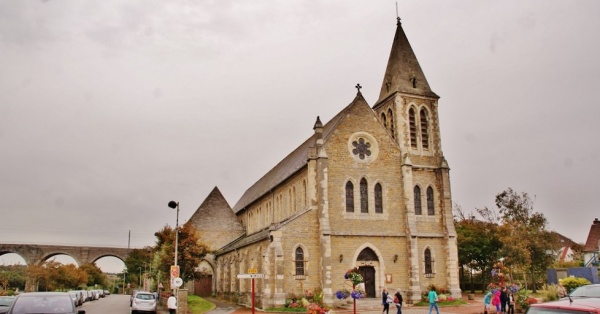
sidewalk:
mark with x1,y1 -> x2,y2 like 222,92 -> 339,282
220,293 -> 484,314
157,293 -> 485,314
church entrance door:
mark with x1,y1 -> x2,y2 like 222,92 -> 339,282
358,266 -> 376,298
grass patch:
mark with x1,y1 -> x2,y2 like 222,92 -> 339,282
265,307 -> 307,312
414,300 -> 468,307
187,295 -> 215,314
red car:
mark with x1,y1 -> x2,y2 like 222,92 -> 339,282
526,297 -> 600,314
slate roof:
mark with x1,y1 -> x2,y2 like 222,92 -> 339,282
232,93 -> 369,214
375,18 -> 438,106
583,218 -> 600,252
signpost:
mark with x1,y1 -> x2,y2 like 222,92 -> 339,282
170,265 -> 180,289
237,272 -> 264,314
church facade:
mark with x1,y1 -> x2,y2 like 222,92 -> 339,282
187,18 -> 461,308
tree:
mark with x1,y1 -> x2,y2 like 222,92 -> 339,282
0,265 -> 26,292
153,223 -> 209,285
124,247 -> 153,288
79,263 -> 107,288
454,205 -> 503,292
494,188 -> 559,292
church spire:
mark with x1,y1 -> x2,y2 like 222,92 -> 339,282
376,18 -> 438,105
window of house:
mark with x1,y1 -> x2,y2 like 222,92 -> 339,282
381,113 -> 387,129
360,178 -> 368,213
427,186 -> 434,215
424,248 -> 433,274
346,181 -> 354,212
388,109 -> 395,139
420,108 -> 429,149
375,183 -> 383,213
303,180 -> 307,207
295,247 -> 305,276
414,186 -> 422,215
292,186 -> 297,212
409,108 -> 417,148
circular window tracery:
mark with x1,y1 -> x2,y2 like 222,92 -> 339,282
348,132 -> 378,163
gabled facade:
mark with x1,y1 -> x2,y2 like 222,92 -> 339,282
187,18 -> 461,308
583,218 -> 600,266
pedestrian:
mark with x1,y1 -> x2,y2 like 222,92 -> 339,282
507,292 -> 515,314
483,291 -> 492,314
427,286 -> 439,314
394,289 -> 403,314
492,289 -> 501,312
167,293 -> 177,314
382,287 -> 390,314
500,287 -> 509,313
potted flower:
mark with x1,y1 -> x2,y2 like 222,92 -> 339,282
351,288 -> 365,299
335,289 -> 350,299
344,268 -> 364,286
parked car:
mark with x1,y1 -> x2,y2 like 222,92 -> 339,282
6,292 -> 86,314
67,291 -> 80,307
526,297 -> 600,314
0,296 -> 15,314
569,284 -> 600,299
130,291 -> 157,314
130,289 -> 140,306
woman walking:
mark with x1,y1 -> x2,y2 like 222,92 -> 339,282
394,289 -> 403,314
382,287 -> 390,314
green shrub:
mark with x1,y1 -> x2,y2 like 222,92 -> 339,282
542,284 -> 559,301
560,277 -> 591,294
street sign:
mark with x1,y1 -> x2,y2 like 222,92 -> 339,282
237,274 -> 265,279
248,268 -> 258,274
173,277 -> 183,288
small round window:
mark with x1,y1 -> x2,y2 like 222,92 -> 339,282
348,132 -> 379,163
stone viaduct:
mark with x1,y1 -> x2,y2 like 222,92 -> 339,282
0,243 -> 132,266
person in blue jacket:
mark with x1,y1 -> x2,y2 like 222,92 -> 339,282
427,286 -> 439,314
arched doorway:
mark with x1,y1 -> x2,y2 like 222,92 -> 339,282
356,248 -> 378,298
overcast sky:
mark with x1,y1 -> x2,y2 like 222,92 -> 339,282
1,1 -> 599,272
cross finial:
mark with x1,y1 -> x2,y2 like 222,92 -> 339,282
355,83 -> 362,93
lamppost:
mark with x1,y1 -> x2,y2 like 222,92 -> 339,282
168,201 -> 180,269
138,267 -> 142,288
122,270 -> 127,295
168,200 -> 180,312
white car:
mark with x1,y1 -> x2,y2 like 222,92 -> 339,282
131,291 -> 157,314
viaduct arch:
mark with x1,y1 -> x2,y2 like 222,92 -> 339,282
0,243 -> 132,267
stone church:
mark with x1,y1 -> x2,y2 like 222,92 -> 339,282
186,18 -> 461,308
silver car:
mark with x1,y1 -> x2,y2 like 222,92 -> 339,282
130,291 -> 157,314
7,292 -> 85,314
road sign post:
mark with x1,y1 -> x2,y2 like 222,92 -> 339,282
237,273 -> 264,314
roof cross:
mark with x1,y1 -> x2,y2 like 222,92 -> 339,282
355,83 -> 362,93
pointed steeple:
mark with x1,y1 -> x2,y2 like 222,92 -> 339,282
376,18 -> 438,105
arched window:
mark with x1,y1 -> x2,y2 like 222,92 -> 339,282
424,248 -> 433,275
303,180 -> 307,207
427,186 -> 434,215
381,113 -> 387,129
345,181 -> 354,213
420,108 -> 429,149
375,183 -> 383,213
360,178 -> 368,213
295,247 -> 305,275
292,186 -> 297,212
414,186 -> 422,215
388,109 -> 395,139
409,108 -> 417,148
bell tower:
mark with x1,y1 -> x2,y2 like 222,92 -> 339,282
372,17 -> 462,300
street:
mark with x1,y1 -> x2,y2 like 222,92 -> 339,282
79,294 -> 165,314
